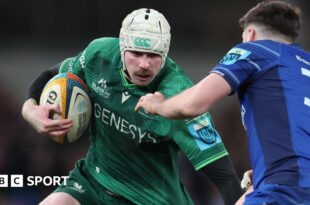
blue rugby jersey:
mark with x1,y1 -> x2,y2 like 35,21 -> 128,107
211,40 -> 310,189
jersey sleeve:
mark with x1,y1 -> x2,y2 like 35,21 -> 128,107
210,41 -> 279,93
58,38 -> 117,80
159,59 -> 228,170
58,48 -> 89,80
171,113 -> 228,170
26,66 -> 59,101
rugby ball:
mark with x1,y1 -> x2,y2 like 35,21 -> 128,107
39,73 -> 92,144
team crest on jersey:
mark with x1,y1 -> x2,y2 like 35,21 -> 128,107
187,113 -> 222,151
91,78 -> 110,99
220,48 -> 251,65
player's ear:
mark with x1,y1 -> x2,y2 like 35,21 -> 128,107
248,27 -> 256,41
242,25 -> 256,43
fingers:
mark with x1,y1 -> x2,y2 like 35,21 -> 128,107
145,93 -> 154,97
48,128 -> 72,137
39,118 -> 73,135
49,104 -> 62,114
241,171 -> 252,190
45,118 -> 73,128
154,91 -> 162,96
135,96 -> 146,112
47,120 -> 73,130
135,92 -> 163,114
135,101 -> 142,112
246,170 -> 253,177
41,119 -> 73,136
135,92 -> 164,113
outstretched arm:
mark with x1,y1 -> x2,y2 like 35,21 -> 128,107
135,73 -> 231,119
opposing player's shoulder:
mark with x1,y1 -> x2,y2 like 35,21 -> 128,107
219,44 -> 253,66
243,40 -> 282,57
219,40 -> 280,66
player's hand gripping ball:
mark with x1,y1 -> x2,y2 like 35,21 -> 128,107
40,73 -> 92,144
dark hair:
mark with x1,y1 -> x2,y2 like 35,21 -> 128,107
239,0 -> 301,40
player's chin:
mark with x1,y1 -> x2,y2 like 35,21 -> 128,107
132,76 -> 154,86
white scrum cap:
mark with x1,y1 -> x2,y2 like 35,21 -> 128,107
120,8 -> 171,68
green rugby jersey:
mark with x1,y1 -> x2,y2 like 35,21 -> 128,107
59,37 -> 228,205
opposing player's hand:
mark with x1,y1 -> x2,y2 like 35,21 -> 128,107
135,92 -> 165,114
235,169 -> 254,205
22,98 -> 73,137
234,185 -> 253,205
241,169 -> 253,190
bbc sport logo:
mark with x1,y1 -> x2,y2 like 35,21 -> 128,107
0,174 -> 68,188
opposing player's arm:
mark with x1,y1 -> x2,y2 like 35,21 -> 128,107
135,73 -> 231,119
22,65 -> 73,136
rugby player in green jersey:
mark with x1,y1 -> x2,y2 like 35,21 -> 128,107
22,8 -> 243,205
